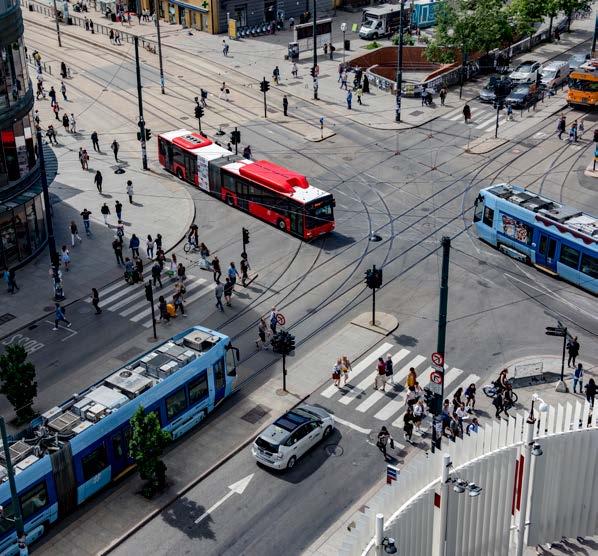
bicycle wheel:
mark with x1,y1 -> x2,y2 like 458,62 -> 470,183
510,391 -> 519,403
183,242 -> 191,254
482,385 -> 496,398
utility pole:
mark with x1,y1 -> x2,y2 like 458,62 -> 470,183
312,0 -> 318,100
341,22 -> 347,63
260,77 -> 270,118
545,322 -> 568,392
145,282 -> 157,340
460,47 -> 466,100
271,331 -> 295,392
134,36 -> 148,170
0,418 -> 28,555
155,13 -> 165,94
495,101 -> 500,139
37,131 -> 64,301
52,0 -> 62,47
395,0 -> 405,122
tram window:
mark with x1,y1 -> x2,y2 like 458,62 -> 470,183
559,244 -> 580,269
82,445 -> 108,481
189,373 -> 209,405
580,254 -> 598,279
0,501 -> 15,533
20,482 -> 48,520
483,207 -> 494,227
112,434 -> 124,459
473,199 -> 484,222
214,358 -> 225,390
166,388 -> 188,421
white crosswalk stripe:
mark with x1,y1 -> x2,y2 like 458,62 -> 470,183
440,104 -> 502,131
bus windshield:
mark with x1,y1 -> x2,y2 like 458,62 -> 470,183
306,197 -> 334,229
569,78 -> 598,92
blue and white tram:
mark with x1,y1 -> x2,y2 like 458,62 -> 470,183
474,184 -> 598,294
0,326 -> 238,554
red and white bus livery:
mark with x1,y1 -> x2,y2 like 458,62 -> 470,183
158,129 -> 335,239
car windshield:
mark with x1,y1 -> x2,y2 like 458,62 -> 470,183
541,69 -> 557,78
362,18 -> 376,29
306,196 -> 334,229
255,437 -> 279,453
294,407 -> 321,420
512,87 -> 529,95
515,63 -> 534,72
274,411 -> 310,431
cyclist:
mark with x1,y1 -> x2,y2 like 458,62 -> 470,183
494,368 -> 509,393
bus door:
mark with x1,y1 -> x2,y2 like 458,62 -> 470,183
184,153 -> 197,186
536,233 -> 558,270
109,430 -> 130,479
166,143 -> 174,170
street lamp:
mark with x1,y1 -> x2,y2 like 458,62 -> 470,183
155,10 -> 165,94
340,22 -> 347,64
395,0 -> 405,122
447,28 -> 466,99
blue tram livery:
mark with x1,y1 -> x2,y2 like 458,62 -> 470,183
474,184 -> 598,294
410,0 -> 444,29
0,326 -> 238,554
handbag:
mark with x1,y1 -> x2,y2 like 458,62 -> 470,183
332,371 -> 340,380
389,438 -> 395,449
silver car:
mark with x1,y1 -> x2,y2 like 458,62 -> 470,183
252,405 -> 335,470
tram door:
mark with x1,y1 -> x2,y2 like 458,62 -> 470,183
536,233 -> 557,270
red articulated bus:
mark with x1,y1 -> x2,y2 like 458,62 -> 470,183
157,129 -> 335,239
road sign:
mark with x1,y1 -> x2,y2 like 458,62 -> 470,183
431,352 -> 444,367
545,330 -> 566,337
430,371 -> 443,385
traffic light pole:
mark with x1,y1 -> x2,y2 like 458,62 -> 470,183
560,326 -> 567,384
234,127 -> 239,155
395,0 -> 405,122
495,102 -> 500,139
155,13 -> 165,94
52,0 -> 62,47
134,36 -> 148,171
262,77 -> 268,118
145,281 -> 157,340
282,352 -> 287,391
312,0 -> 318,100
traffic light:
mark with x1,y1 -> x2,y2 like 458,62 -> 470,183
230,129 -> 241,145
242,227 -> 250,245
594,129 -> 598,143
260,79 -> 270,93
136,131 -> 142,141
194,105 -> 204,119
284,331 -> 295,353
310,66 -> 315,77
271,331 -> 295,355
365,266 -> 383,289
145,128 -> 152,141
145,282 -> 153,302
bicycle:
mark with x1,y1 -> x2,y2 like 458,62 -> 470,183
482,380 -> 518,403
183,241 -> 200,254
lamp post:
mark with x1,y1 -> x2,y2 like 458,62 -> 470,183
312,0 -> 318,100
155,10 -> 165,94
395,0 -> 405,122
52,0 -> 62,47
447,28 -> 466,100
341,22 -> 347,64
134,36 -> 148,170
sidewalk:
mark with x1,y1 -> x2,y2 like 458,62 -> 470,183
307,354 -> 598,555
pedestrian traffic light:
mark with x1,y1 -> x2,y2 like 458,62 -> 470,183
230,129 -> 241,145
194,105 -> 204,119
145,128 -> 152,141
260,79 -> 270,93
145,282 -> 153,302
242,227 -> 250,245
136,131 -> 142,141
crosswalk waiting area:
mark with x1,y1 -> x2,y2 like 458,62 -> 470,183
86,268 -> 215,327
320,342 -> 480,438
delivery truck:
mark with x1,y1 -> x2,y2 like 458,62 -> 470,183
359,4 -> 407,40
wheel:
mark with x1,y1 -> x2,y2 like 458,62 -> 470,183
183,242 -> 191,254
286,456 -> 297,470
176,168 -> 183,180
323,425 -> 333,438
372,32 -> 378,39
510,391 -> 519,403
277,219 -> 286,231
482,385 -> 496,398
226,195 -> 234,206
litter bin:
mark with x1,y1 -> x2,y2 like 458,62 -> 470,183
288,41 -> 299,61
344,39 -> 350,51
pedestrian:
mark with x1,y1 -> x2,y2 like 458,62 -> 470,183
493,390 -> 506,419
109,29 -> 115,44
385,353 -> 394,384
374,357 -> 387,391
91,287 -> 102,314
283,95 -> 288,116
116,220 -> 125,241
291,62 -> 298,78
80,208 -> 92,235
506,103 -> 513,121
572,363 -> 584,393
81,148 -> 89,170
554,28 -> 560,43
219,82 -> 228,101
5,268 -> 19,294
332,358 -> 342,387
36,80 -> 45,100
363,74 -> 370,94
69,113 -> 76,133
223,277 -> 233,306
101,203 -> 112,227
173,290 -> 186,316
329,43 -> 335,60
126,180 -> 134,203
243,145 -> 252,159
134,257 -> 144,282
567,336 -> 580,367
403,406 -> 415,443
89,19 -> 94,34
227,261 -> 239,287
151,261 -> 163,288
215,281 -> 224,311
439,86 -> 447,106
60,61 -> 67,79
93,170 -> 103,194
199,242 -> 211,268
406,367 -> 417,391
222,39 -> 229,56
91,130 -> 100,152
356,86 -> 363,105
376,426 -> 392,460
584,378 -> 596,407
53,103 -> 60,121
569,121 -> 578,143
53,303 -> 71,330
323,43 -> 328,56
269,307 -> 278,335
240,254 -> 250,286
557,115 -> 566,140
70,221 -> 82,246
340,71 -> 347,90
155,233 -> 163,251
578,120 -> 585,137
111,139 -> 120,162
421,86 -> 427,106
112,236 -> 124,265
129,233 -> 140,257
465,383 -> 476,411
463,103 -> 471,123
146,235 -> 154,259
115,200 -> 123,221
256,317 -> 268,349
49,86 -> 57,105
46,125 -> 58,145
466,417 -> 480,435
62,112 -> 69,131
61,245 -> 71,271
212,255 -> 221,283
158,295 -> 170,323
346,89 -> 352,110
452,387 -> 464,411
177,262 -> 186,282
341,355 -> 352,385
156,247 -> 165,270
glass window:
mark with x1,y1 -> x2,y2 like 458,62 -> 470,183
20,482 -> 48,520
483,206 -> 494,227
473,198 -> 484,222
112,434 -> 123,459
580,254 -> 598,279
559,244 -> 580,269
0,217 -> 18,266
13,205 -> 31,260
223,174 -> 236,192
82,445 -> 108,482
35,195 -> 46,245
188,373 -> 209,404
25,200 -> 39,249
166,388 -> 187,421
214,358 -> 225,391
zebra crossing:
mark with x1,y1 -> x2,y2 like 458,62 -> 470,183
86,269 -> 216,328
320,342 -> 481,433
440,103 -> 505,132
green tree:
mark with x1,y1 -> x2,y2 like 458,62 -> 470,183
545,0 -> 561,38
509,0 -> 545,40
559,0 -> 591,30
128,405 -> 171,497
0,344 -> 37,424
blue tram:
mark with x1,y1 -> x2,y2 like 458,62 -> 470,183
474,184 -> 598,294
410,0 -> 444,29
0,326 -> 238,554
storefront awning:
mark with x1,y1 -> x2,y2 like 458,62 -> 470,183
168,0 -> 208,13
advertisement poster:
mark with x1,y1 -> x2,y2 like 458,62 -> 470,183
501,214 -> 532,244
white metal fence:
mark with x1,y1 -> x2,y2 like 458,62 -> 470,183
334,400 -> 597,556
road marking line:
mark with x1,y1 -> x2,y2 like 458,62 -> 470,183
90,270 -> 153,302
475,114 -> 498,129
396,354 -> 426,380
445,373 -> 481,401
120,278 -> 205,316
356,390 -> 385,413
333,416 -> 371,434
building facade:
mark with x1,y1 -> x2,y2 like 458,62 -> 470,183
0,0 -> 47,269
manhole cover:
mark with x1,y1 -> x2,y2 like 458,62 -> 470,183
117,347 -> 142,362
342,156 -> 353,161
0,313 -> 16,325
325,444 -> 343,456
180,116 -> 189,120
241,405 -> 270,424
115,168 -> 126,174
410,110 -> 424,116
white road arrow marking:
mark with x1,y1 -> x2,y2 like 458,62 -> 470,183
194,473 -> 254,525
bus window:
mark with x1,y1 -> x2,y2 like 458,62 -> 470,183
483,206 -> 494,227
82,445 -> 109,482
306,199 -> 334,229
20,481 -> 49,520
580,254 -> 598,279
559,244 -> 580,269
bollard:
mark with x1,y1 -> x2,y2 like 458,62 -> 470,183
375,513 -> 384,547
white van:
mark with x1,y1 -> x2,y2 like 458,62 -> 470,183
540,60 -> 571,89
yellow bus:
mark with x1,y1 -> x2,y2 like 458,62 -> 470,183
567,60 -> 598,108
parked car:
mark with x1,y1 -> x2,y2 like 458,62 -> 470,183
539,60 -> 571,89
479,76 -> 514,103
506,84 -> 540,108
568,53 -> 590,70
509,60 -> 541,83
251,404 -> 335,470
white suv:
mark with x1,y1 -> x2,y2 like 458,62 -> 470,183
251,405 -> 335,470
509,60 -> 541,83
